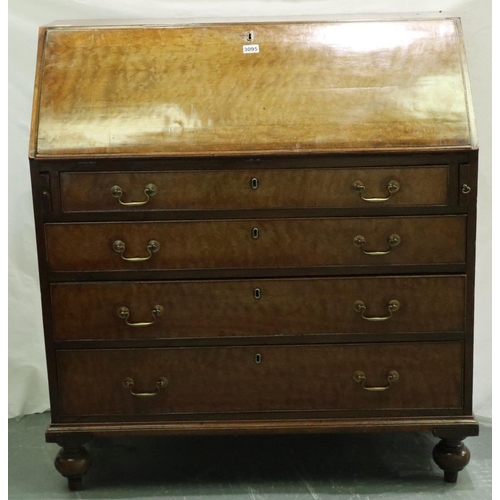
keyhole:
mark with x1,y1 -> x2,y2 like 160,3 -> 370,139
252,227 -> 259,239
254,288 -> 261,299
247,32 -> 254,42
254,353 -> 262,364
251,178 -> 259,190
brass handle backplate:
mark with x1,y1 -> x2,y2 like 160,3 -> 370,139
352,179 -> 400,202
353,370 -> 400,391
353,299 -> 400,321
112,239 -> 160,261
122,376 -> 168,397
110,183 -> 157,206
117,305 -> 164,327
353,234 -> 401,255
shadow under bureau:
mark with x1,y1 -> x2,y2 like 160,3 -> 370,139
29,18 -> 479,490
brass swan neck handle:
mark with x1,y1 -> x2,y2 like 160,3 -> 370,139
112,239 -> 160,262
352,179 -> 400,202
353,234 -> 401,255
110,183 -> 157,206
117,305 -> 164,327
122,377 -> 168,397
353,370 -> 400,391
353,299 -> 400,321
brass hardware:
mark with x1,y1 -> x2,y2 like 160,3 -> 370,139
117,305 -> 164,327
254,353 -> 262,364
353,299 -> 400,321
112,239 -> 160,261
40,173 -> 51,213
254,288 -> 261,299
122,376 -> 168,397
353,370 -> 400,391
252,227 -> 259,239
251,177 -> 259,189
352,179 -> 400,202
110,183 -> 157,206
461,183 -> 471,194
353,234 -> 401,255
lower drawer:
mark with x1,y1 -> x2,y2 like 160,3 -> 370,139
56,343 -> 463,417
51,276 -> 466,340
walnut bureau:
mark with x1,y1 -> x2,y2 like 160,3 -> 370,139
29,18 -> 479,490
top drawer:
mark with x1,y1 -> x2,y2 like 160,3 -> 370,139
60,166 -> 449,212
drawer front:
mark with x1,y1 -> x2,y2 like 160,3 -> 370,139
60,167 -> 449,212
51,276 -> 466,340
56,343 -> 464,417
45,216 -> 466,272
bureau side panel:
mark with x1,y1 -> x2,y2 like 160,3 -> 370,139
29,160 -> 61,419
464,149 -> 479,415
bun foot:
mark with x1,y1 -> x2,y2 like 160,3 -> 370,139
444,471 -> 459,483
67,476 -> 83,491
54,444 -> 91,490
432,438 -> 470,483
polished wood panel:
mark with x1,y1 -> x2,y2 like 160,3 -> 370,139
46,416 -> 480,439
60,167 -> 449,212
56,343 -> 464,417
51,276 -> 466,340
45,216 -> 466,272
32,19 -> 474,158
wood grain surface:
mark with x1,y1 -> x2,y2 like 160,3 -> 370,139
45,416 -> 479,438
51,276 -> 466,340
44,216 -> 467,272
56,342 -> 464,417
31,19 -> 475,158
60,166 -> 449,212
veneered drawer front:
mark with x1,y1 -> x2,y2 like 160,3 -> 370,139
51,276 -> 466,340
60,167 -> 448,212
57,343 -> 464,417
45,216 -> 466,272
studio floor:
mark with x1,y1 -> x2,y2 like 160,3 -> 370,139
9,412 -> 491,499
